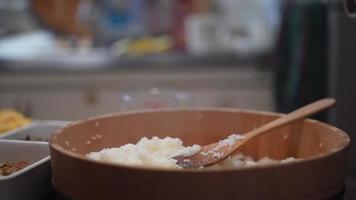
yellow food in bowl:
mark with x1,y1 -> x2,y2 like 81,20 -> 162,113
0,109 -> 31,134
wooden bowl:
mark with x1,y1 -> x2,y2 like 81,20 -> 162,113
49,109 -> 350,200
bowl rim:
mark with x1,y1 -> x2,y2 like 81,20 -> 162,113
49,107 -> 351,173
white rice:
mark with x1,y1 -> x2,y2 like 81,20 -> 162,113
86,135 -> 298,169
87,136 -> 201,169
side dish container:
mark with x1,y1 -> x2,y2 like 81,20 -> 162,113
0,140 -> 51,200
0,120 -> 69,200
0,120 -> 69,141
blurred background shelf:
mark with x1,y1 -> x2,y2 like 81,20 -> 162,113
0,64 -> 272,120
0,52 -> 268,73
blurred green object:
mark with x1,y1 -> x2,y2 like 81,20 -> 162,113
274,0 -> 328,120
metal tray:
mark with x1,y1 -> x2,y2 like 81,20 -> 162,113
0,120 -> 69,200
0,140 -> 50,200
0,120 -> 69,141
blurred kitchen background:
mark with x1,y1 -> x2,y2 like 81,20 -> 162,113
0,0 -> 281,118
0,0 -> 356,198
